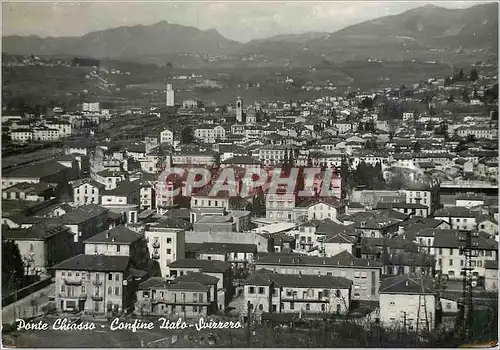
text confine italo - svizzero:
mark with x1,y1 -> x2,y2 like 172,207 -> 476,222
16,317 -> 243,332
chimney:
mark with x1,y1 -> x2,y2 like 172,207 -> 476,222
405,280 -> 409,287
112,237 -> 116,242
106,231 -> 110,239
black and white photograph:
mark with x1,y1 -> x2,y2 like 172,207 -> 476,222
1,0 -> 498,347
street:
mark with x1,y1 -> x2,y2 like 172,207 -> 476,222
1,283 -> 55,324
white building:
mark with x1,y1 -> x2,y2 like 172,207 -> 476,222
144,225 -> 186,277
194,125 -> 226,144
379,275 -> 436,331
70,178 -> 104,206
166,84 -> 175,107
160,129 -> 174,145
82,102 -> 100,113
244,269 -> 353,318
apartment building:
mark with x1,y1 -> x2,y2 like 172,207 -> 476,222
254,251 -> 383,301
144,224 -> 186,277
194,125 -> 226,144
53,254 -> 133,314
135,273 -> 218,317
71,178 -> 104,206
243,269 -> 353,319
379,275 -> 436,331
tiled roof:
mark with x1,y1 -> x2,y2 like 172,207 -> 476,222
245,269 -> 353,289
173,272 -> 219,285
103,180 -> 141,196
52,254 -> 130,272
255,250 -> 383,268
84,225 -> 142,244
168,259 -> 232,273
433,230 -> 497,250
186,242 -> 257,254
3,160 -> 69,179
380,275 -> 434,295
58,204 -> 108,224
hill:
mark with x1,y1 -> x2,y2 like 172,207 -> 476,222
2,3 -> 497,67
2,21 -> 240,61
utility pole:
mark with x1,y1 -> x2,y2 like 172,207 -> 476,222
246,301 -> 252,347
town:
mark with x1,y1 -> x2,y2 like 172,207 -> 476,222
1,61 -> 498,347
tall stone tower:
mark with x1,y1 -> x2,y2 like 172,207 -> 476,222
236,96 -> 243,123
166,84 -> 175,107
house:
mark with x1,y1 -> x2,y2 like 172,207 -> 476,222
2,160 -> 78,190
144,225 -> 186,277
10,129 -> 32,143
433,230 -> 497,280
293,198 -> 346,222
185,242 -> 257,269
160,129 -> 174,145
94,170 -> 126,190
135,274 -> 218,317
2,182 -> 56,202
266,193 -> 295,222
70,178 -> 105,206
83,225 -> 149,270
379,275 -> 436,331
194,125 -> 226,143
243,269 -> 353,319
319,233 -> 357,257
57,204 -> 109,248
433,207 -> 480,231
53,254 -> 135,314
338,212 -> 400,238
167,259 -> 233,310
101,180 -> 141,224
3,222 -> 74,276
254,251 -> 383,301
221,155 -> 262,171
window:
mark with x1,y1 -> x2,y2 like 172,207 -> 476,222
115,287 -> 120,296
167,238 -> 172,244
327,272 -> 332,276
449,259 -> 453,266
115,274 -> 120,281
62,272 -> 66,276
249,287 -> 255,294
438,259 -> 442,266
439,248 -> 442,255
249,303 -> 254,310
117,245 -> 121,253
108,273 -> 113,281
258,287 -> 265,294
68,272 -> 72,277
306,304 -> 310,311
290,302 -> 295,310
335,290 -> 341,298
108,287 -> 112,295
321,304 -> 326,312
29,243 -> 34,252
446,303 -> 452,310
449,249 -> 453,255
272,304 -> 277,312
193,306 -> 198,312
337,304 -> 341,313
390,301 -> 395,305
258,304 -> 263,311
167,249 -> 172,254
286,290 -> 292,297
480,224 -> 485,229
460,260 -> 464,266
61,285 -> 65,293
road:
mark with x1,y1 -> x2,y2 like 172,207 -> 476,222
1,283 -> 55,324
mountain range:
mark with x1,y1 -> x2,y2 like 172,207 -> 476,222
3,3 -> 498,66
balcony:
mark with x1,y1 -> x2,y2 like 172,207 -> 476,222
91,294 -> 104,301
59,293 -> 87,300
64,278 -> 82,286
152,252 -> 160,260
93,280 -> 103,286
152,241 -> 160,249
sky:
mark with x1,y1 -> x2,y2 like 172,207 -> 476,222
2,1 -> 489,43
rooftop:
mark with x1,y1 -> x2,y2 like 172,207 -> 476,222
52,254 -> 130,272
84,225 -> 142,244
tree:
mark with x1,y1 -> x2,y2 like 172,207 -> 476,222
447,95 -> 454,103
357,123 -> 364,133
181,127 -> 194,144
469,68 -> 478,82
456,69 -> 465,81
359,97 -> 374,110
2,240 -> 24,291
466,134 -> 477,143
461,89 -> 470,103
413,141 -> 421,153
444,76 -> 453,86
